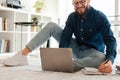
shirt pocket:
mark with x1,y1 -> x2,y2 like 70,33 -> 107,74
83,26 -> 98,39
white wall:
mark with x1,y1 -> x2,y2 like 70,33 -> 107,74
44,0 -> 58,23
58,0 -> 74,26
21,0 -> 58,23
50,0 -> 74,47
90,0 -> 115,16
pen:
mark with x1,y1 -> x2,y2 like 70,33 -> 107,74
105,59 -> 109,64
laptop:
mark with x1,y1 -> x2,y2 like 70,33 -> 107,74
40,48 -> 74,73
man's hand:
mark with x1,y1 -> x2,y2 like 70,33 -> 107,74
98,60 -> 112,73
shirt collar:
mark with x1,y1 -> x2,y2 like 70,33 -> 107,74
85,6 -> 92,19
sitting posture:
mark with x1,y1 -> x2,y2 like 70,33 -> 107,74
3,0 -> 117,73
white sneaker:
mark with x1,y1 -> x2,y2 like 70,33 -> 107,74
3,51 -> 28,66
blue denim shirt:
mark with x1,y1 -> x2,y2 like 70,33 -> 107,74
59,6 -> 117,63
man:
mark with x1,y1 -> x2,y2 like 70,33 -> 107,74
3,0 -> 117,73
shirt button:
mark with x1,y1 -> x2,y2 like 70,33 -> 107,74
81,37 -> 84,40
81,29 -> 83,31
90,29 -> 92,32
81,20 -> 83,22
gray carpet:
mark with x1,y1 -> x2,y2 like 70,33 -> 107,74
0,53 -> 120,80
0,64 -> 120,80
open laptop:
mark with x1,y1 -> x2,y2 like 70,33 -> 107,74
40,48 -> 74,73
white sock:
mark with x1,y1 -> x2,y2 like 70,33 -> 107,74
3,51 -> 28,66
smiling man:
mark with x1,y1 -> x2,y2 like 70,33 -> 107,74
3,0 -> 117,73
73,0 -> 90,15
59,0 -> 117,73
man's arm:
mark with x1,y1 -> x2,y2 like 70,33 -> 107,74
98,13 -> 117,73
98,13 -> 117,63
59,15 -> 74,48
101,23 -> 117,63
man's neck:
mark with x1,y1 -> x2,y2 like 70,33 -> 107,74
77,6 -> 90,18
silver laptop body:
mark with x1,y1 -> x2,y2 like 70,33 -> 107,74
40,48 -> 74,73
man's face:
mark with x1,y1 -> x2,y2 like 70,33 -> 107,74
73,0 -> 90,15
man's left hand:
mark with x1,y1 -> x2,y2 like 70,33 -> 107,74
98,60 -> 112,73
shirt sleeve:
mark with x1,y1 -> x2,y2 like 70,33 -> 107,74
99,13 -> 117,63
59,14 -> 74,48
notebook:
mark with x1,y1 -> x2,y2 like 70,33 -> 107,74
83,67 -> 107,75
40,48 -> 74,73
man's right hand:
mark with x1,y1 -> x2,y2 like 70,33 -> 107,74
98,60 -> 112,73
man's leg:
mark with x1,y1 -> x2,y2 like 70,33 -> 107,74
73,48 -> 105,71
3,22 -> 63,66
69,40 -> 105,71
26,22 -> 62,51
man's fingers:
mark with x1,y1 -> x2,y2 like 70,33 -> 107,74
98,63 -> 105,70
98,60 -> 108,70
99,65 -> 108,71
99,64 -> 112,73
99,69 -> 112,73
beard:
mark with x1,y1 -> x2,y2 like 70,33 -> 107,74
75,6 -> 89,16
75,9 -> 86,16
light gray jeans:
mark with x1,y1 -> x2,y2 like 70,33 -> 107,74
26,22 -> 105,71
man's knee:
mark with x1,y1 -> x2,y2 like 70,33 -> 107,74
47,22 -> 58,27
